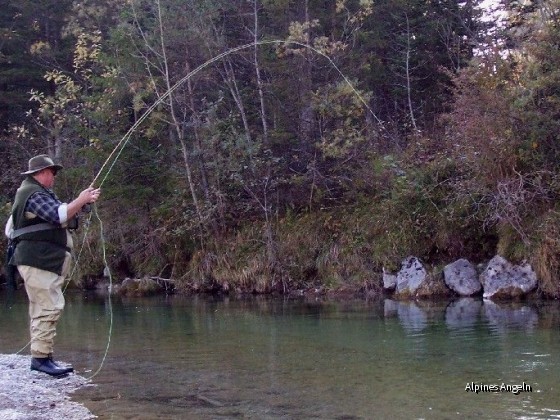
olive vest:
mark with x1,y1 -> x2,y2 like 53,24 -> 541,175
11,176 -> 70,275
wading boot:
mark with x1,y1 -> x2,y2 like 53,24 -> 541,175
31,357 -> 73,377
48,353 -> 73,371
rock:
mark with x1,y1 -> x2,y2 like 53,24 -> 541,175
443,259 -> 482,296
382,267 -> 397,290
479,255 -> 537,299
395,256 -> 427,296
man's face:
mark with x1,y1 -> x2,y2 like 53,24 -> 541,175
34,167 -> 57,188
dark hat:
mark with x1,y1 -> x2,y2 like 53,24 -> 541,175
21,154 -> 64,175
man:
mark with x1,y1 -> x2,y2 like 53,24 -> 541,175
6,154 -> 101,377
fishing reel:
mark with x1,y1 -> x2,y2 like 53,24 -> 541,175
67,204 -> 92,230
67,216 -> 79,230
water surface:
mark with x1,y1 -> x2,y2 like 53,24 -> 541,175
1,290 -> 559,419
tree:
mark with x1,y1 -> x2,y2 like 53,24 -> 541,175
0,0 -> 73,130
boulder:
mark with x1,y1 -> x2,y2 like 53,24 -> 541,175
443,259 -> 482,296
382,267 -> 397,291
395,256 -> 427,296
479,255 -> 537,299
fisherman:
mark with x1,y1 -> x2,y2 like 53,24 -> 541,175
5,154 -> 101,377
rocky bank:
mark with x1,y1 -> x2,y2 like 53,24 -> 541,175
0,354 -> 94,420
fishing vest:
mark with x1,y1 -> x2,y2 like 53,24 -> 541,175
11,176 -> 70,275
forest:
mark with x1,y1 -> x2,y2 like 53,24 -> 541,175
1,0 -> 560,297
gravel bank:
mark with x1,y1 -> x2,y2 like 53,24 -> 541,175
0,354 -> 95,420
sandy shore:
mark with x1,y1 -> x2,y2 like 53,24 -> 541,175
0,354 -> 95,420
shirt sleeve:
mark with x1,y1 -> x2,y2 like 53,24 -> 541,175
4,215 -> 13,238
25,191 -> 63,225
58,203 -> 69,224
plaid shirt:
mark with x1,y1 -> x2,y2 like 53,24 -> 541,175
25,190 -> 62,225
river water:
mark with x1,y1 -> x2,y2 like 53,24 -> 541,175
1,290 -> 560,419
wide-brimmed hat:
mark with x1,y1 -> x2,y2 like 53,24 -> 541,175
21,154 -> 64,175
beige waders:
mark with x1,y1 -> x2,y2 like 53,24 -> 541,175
18,253 -> 71,358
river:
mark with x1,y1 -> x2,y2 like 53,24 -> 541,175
1,290 -> 559,419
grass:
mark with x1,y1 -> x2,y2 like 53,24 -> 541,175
177,192 -> 491,296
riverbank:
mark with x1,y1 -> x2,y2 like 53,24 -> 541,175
0,354 -> 95,420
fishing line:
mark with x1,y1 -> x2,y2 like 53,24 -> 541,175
91,39 -> 383,188
86,205 -> 113,380
64,213 -> 94,293
12,39 -> 379,368
79,39 -> 384,378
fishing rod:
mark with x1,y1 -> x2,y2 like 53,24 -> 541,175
10,39 -> 384,380
90,39 -> 383,189
50,39 -> 384,379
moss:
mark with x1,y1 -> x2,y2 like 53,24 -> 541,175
496,224 -> 529,263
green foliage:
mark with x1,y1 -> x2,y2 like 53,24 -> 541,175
0,0 -> 74,129
10,0 -> 558,297
435,0 -> 560,297
312,81 -> 371,159
512,3 -> 560,171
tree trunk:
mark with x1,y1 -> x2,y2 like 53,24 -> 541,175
221,57 -> 252,144
184,57 -> 210,202
298,0 -> 315,148
155,0 -> 203,224
252,0 -> 269,145
404,13 -> 418,131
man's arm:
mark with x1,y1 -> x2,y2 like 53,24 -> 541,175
25,187 -> 101,225
65,187 -> 101,220
25,192 -> 62,224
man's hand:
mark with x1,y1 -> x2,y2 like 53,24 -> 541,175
78,187 -> 101,206
67,187 -> 101,221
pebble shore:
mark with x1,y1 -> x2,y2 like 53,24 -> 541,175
0,354 -> 95,420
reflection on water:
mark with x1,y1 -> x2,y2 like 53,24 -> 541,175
385,298 -> 540,333
2,290 -> 560,419
445,298 -> 482,329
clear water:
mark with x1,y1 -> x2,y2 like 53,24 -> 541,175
1,290 -> 560,419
